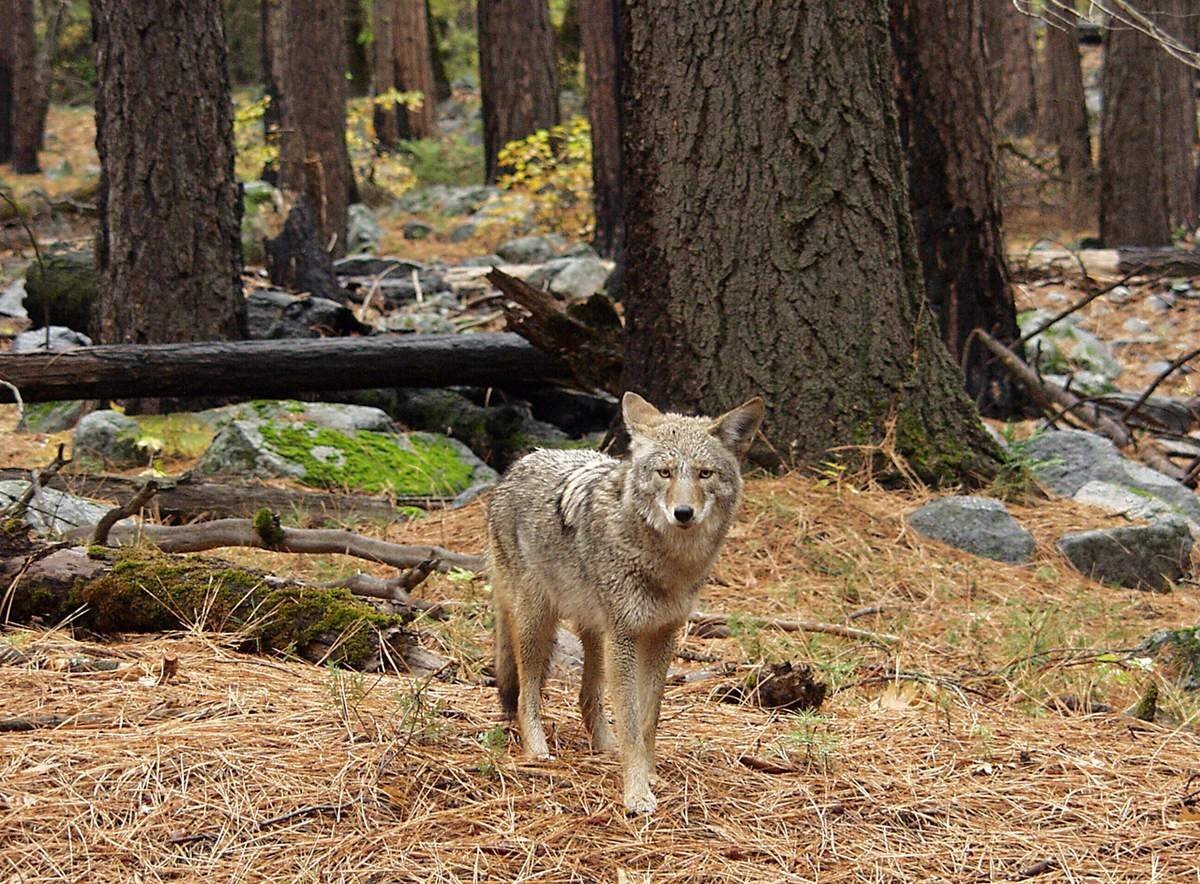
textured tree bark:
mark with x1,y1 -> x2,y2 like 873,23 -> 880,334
477,0 -> 559,182
276,0 -> 352,256
1099,1 -> 1181,246
1158,0 -> 1196,233
260,0 -> 284,182
581,0 -> 623,260
92,0 -> 245,344
620,0 -> 1001,483
891,0 -> 1019,418
559,0 -> 582,73
372,0 -> 400,146
10,0 -> 39,173
1042,20 -> 1094,205
426,0 -> 452,102
0,0 -> 13,163
392,0 -> 437,139
982,0 -> 1037,135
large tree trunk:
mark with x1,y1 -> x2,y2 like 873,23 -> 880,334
0,0 -> 13,163
982,0 -> 1037,135
392,0 -> 437,139
477,0 -> 559,183
92,0 -> 245,344
275,0 -> 352,256
9,0 -> 39,173
581,0 -> 623,260
891,0 -> 1019,418
620,0 -> 1001,484
1043,19 -> 1094,208
1099,1 -> 1193,246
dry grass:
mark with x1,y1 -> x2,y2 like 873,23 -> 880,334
4,471 -> 1200,881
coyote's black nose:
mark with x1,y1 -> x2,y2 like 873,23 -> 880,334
673,505 -> 694,523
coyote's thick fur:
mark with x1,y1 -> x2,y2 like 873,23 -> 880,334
487,391 -> 764,814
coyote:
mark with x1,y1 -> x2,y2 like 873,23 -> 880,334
487,391 -> 764,814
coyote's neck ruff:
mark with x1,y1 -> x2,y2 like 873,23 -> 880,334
488,391 -> 764,814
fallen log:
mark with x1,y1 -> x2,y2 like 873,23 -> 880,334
68,516 -> 487,573
0,332 -> 567,404
976,329 -> 1187,481
0,470 -> 446,521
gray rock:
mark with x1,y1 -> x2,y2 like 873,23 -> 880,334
1057,518 -> 1192,590
334,255 -> 424,277
1149,292 -> 1175,312
458,254 -> 503,267
1106,285 -> 1133,304
0,480 -> 128,535
1122,317 -> 1151,334
447,222 -> 478,243
200,400 -> 394,433
379,312 -> 456,334
1019,309 -> 1120,382
346,204 -> 383,254
0,278 -> 27,318
525,257 -> 574,290
495,234 -> 565,264
550,256 -> 611,299
12,326 -> 92,353
1073,481 -> 1192,526
17,400 -> 87,434
72,410 -> 144,468
563,242 -> 600,260
1138,627 -> 1200,690
403,220 -> 433,240
1146,360 -> 1176,376
1023,429 -> 1200,531
23,247 -> 98,337
245,290 -> 368,339
1171,281 -> 1192,294
194,419 -> 497,496
438,185 -> 498,216
906,496 -> 1035,564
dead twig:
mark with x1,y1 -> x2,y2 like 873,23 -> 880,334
1,444 -> 71,522
1017,267 -> 1149,346
688,611 -> 899,645
92,481 -> 159,546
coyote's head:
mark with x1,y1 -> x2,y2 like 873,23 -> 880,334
622,391 -> 764,535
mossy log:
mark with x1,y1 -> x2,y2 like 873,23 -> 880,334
0,536 -> 418,671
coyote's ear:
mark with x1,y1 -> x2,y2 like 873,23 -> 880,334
622,391 -> 662,436
710,397 -> 764,458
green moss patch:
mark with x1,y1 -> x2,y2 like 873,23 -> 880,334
256,423 -> 479,495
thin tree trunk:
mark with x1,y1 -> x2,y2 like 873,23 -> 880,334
478,0 -> 559,183
1159,0 -> 1196,232
982,0 -> 1037,135
891,0 -> 1020,418
372,0 -> 400,146
0,0 -> 13,163
620,0 -> 1001,483
1100,3 -> 1173,246
260,0 -> 283,183
393,0 -> 436,139
581,0 -> 622,260
426,0 -> 452,102
10,0 -> 39,172
1043,19 -> 1094,212
276,0 -> 352,256
32,0 -> 67,152
559,0 -> 582,74
92,0 -> 245,344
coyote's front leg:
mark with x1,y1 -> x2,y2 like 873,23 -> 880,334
609,628 -> 676,814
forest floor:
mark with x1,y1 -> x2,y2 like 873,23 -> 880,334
5,98 -> 1200,879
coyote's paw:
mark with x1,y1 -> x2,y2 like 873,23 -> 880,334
623,787 -> 658,816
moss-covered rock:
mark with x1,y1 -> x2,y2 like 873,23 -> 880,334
17,400 -> 88,434
12,546 -> 408,669
194,418 -> 497,496
23,247 -> 98,337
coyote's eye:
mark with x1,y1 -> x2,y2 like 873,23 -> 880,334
656,468 -> 672,478
698,469 -> 714,479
